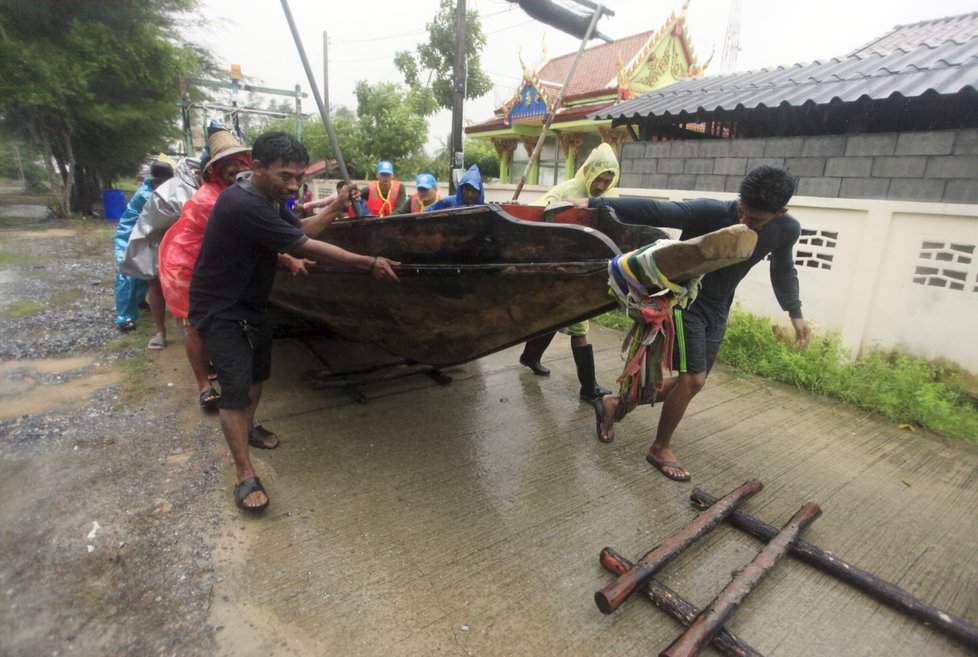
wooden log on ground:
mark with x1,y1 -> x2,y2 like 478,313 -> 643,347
594,479 -> 763,614
661,502 -> 822,657
600,547 -> 764,657
691,488 -> 978,651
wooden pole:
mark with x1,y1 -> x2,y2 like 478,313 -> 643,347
594,479 -> 763,614
691,488 -> 978,651
600,547 -> 764,657
660,502 -> 822,657
510,4 -> 604,201
449,0 -> 466,195
279,0 -> 361,216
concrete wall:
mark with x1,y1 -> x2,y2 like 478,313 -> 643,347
616,129 -> 978,205
483,182 -> 978,372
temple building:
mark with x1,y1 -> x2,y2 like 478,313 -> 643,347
464,0 -> 710,185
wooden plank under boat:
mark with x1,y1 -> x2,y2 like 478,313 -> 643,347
269,203 -> 756,368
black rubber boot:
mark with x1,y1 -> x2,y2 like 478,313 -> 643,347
519,332 -> 555,376
573,343 -> 611,401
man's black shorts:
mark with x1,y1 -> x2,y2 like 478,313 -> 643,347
197,318 -> 273,409
672,300 -> 727,375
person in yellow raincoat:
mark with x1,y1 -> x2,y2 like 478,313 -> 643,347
518,142 -> 620,401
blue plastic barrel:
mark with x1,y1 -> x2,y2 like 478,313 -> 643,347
102,189 -> 127,220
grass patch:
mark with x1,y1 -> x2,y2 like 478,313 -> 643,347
1,300 -> 45,319
0,251 -> 39,267
720,308 -> 978,445
592,309 -> 632,332
111,325 -> 160,406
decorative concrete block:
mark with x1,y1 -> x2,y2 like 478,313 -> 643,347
763,138 -> 805,157
729,140 -> 766,157
746,157 -> 786,171
840,177 -> 890,199
667,174 -> 697,190
695,174 -> 727,191
887,178 -> 945,202
645,142 -> 671,158
896,131 -> 955,156
871,156 -> 927,178
657,158 -> 685,174
924,155 -> 978,179
953,129 -> 978,155
943,179 -> 978,204
699,140 -> 734,157
825,157 -> 872,177
640,173 -> 670,189
796,177 -> 842,198
845,134 -> 897,156
670,142 -> 701,158
783,157 -> 826,177
802,136 -> 846,157
684,158 -> 715,174
715,157 -> 748,175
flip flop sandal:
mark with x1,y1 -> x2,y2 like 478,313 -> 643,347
645,455 -> 692,482
248,425 -> 280,450
147,336 -> 166,350
198,387 -> 220,410
118,321 -> 136,332
592,398 -> 614,443
234,475 -> 269,511
207,363 -> 218,381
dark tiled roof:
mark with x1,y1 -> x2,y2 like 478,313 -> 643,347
592,12 -> 978,122
849,11 -> 978,56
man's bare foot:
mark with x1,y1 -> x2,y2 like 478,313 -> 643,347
592,394 -> 619,442
646,445 -> 691,481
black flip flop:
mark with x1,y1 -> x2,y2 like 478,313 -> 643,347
645,455 -> 691,482
198,387 -> 220,410
248,425 -> 280,450
234,475 -> 269,511
592,397 -> 614,443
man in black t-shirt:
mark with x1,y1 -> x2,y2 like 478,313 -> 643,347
189,131 -> 400,512
573,166 -> 811,482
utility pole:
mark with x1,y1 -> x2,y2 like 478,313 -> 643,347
323,31 -> 330,113
449,0 -> 466,194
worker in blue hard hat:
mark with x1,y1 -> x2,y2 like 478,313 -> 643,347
357,160 -> 408,216
409,173 -> 442,213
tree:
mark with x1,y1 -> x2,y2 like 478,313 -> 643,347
463,138 -> 500,181
394,0 -> 493,115
0,0 -> 209,216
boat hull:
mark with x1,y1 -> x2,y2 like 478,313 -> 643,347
271,204 -> 623,367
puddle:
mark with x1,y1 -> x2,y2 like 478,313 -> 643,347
0,355 -> 122,419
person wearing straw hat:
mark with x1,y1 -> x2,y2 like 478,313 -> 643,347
189,131 -> 400,512
159,130 -> 254,411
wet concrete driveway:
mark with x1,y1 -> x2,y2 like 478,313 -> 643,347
206,324 -> 978,657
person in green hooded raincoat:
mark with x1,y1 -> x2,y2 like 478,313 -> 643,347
518,143 -> 620,402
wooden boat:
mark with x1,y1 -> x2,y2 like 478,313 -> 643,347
269,203 -> 755,368
270,202 -> 670,367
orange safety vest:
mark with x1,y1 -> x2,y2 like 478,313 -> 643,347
365,180 -> 401,217
409,192 -> 442,213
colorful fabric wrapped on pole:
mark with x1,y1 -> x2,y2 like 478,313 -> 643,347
607,240 -> 702,419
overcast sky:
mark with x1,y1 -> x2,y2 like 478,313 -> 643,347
187,0 -> 977,152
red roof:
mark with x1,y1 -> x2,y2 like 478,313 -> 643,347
535,31 -> 656,98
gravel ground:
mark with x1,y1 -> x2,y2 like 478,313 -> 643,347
0,213 -> 225,656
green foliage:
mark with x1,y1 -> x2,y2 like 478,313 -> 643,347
393,0 -> 493,114
1,300 -> 45,319
463,139 -> 500,181
0,0 -> 210,211
721,308 -> 978,444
